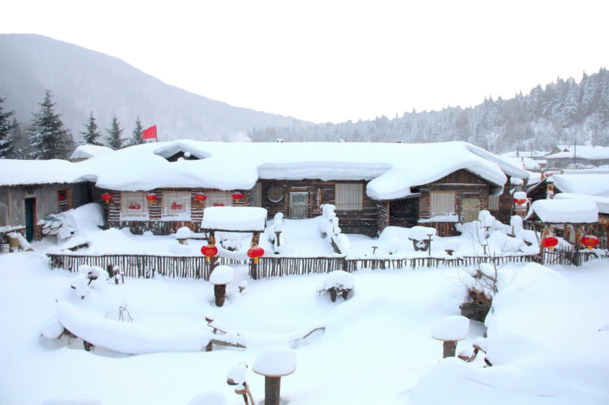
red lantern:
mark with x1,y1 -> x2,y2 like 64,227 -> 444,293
514,198 -> 527,205
232,191 -> 244,203
247,246 -> 264,264
581,235 -> 599,250
194,193 -> 207,203
101,192 -> 113,204
541,236 -> 558,250
146,193 -> 158,203
201,244 -> 218,262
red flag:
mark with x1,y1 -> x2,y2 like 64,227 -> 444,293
142,125 -> 157,140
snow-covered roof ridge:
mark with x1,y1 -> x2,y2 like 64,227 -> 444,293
1,141 -> 529,200
70,144 -> 114,160
525,199 -> 598,223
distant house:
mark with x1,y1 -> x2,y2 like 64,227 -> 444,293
73,140 -> 528,237
545,145 -> 609,169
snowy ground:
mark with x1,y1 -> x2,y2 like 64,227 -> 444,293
1,217 -> 608,405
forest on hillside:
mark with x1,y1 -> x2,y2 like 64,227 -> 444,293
249,68 -> 609,153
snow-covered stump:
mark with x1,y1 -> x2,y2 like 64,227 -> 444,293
175,226 -> 191,245
253,348 -> 297,405
319,270 -> 354,302
209,265 -> 234,307
432,315 -> 469,358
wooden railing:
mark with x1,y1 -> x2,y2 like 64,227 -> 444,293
47,253 -> 247,280
48,248 -> 607,280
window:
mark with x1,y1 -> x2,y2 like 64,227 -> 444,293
205,192 -> 233,207
430,191 -> 456,216
335,183 -> 363,211
57,189 -> 71,212
162,192 -> 191,219
121,192 -> 147,218
267,186 -> 284,203
488,195 -> 500,211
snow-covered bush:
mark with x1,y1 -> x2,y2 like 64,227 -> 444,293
266,212 -> 287,254
39,203 -> 104,241
318,270 -> 354,302
318,204 -> 350,254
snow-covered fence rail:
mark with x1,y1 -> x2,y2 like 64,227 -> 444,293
48,249 -> 605,280
344,254 -> 539,272
47,254 -> 247,280
254,257 -> 346,278
542,247 -> 608,266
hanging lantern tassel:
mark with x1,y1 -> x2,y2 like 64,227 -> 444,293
201,244 -> 219,263
541,236 -> 558,251
247,246 -> 264,264
146,193 -> 158,204
581,235 -> 599,250
101,192 -> 113,204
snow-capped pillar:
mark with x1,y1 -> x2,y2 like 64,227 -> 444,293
209,265 -> 234,307
253,348 -> 297,405
431,316 -> 469,358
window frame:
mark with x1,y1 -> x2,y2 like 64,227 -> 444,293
430,191 -> 456,217
335,183 -> 363,211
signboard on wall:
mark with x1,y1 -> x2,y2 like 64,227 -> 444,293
163,192 -> 191,218
121,192 -> 147,217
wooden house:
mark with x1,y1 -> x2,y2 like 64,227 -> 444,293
79,140 -> 528,237
0,160 -> 91,241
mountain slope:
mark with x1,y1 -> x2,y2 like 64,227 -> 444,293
0,34 -> 302,142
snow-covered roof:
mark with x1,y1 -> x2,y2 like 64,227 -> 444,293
0,141 -> 529,199
70,144 -> 114,160
546,145 -> 609,161
0,159 -> 83,186
525,199 -> 599,223
554,193 -> 609,215
201,207 -> 267,232
550,173 -> 609,197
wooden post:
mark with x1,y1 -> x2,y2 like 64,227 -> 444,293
264,376 -> 281,405
443,340 -> 457,358
214,284 -> 227,307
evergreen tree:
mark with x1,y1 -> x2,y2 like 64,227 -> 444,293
106,114 -> 123,150
28,90 -> 74,159
0,97 -> 16,158
128,117 -> 144,146
8,118 -> 27,159
80,112 -> 103,145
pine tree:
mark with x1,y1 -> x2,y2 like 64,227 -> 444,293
106,114 -> 123,150
80,112 -> 103,145
28,90 -> 74,159
127,117 -> 144,147
8,118 -> 27,159
0,97 -> 16,158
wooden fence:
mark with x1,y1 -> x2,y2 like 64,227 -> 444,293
48,248 -> 607,280
47,254 -> 247,280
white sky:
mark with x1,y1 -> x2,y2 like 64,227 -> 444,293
2,0 -> 608,124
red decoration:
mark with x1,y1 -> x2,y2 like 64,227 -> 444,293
194,193 -> 207,203
201,244 -> 218,258
514,198 -> 527,205
146,193 -> 158,203
581,235 -> 599,250
232,191 -> 244,203
142,125 -> 157,140
101,192 -> 113,204
247,246 -> 264,264
541,236 -> 558,250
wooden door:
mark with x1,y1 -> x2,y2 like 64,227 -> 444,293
25,197 -> 36,241
461,198 -> 480,223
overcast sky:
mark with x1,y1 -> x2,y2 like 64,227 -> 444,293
3,0 -> 608,124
